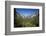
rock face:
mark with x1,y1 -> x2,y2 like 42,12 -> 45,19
14,11 -> 39,27
16,11 -> 38,19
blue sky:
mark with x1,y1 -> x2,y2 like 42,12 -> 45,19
16,8 -> 39,17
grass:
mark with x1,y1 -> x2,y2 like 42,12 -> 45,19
14,12 -> 39,27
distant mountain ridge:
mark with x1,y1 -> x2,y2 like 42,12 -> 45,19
16,11 -> 38,19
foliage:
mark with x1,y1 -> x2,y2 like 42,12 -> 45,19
14,12 -> 39,27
